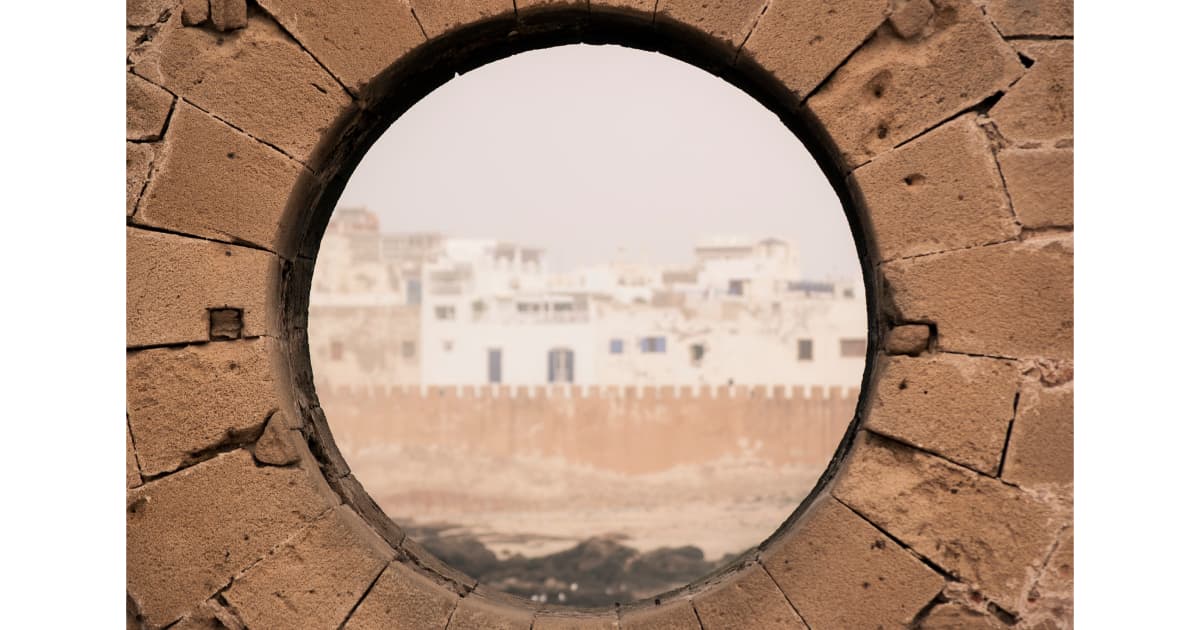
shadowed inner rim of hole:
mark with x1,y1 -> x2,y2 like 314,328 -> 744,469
283,10 -> 880,612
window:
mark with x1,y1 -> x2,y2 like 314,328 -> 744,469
690,343 -> 706,363
640,336 -> 667,353
728,279 -> 745,296
487,348 -> 502,384
609,339 -> 624,354
330,341 -> 343,361
840,338 -> 867,357
401,340 -> 416,358
547,347 -> 574,383
797,339 -> 813,361
405,279 -> 422,305
435,305 -> 456,321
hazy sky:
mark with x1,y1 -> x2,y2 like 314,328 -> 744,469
336,44 -> 860,280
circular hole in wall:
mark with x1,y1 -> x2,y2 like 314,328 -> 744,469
309,44 -> 867,608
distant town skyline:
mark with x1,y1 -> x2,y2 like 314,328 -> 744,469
335,44 -> 860,281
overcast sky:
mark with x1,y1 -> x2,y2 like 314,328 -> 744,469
336,44 -> 860,281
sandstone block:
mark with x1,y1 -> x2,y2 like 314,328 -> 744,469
127,227 -> 277,347
762,495 -> 943,628
988,41 -> 1072,146
533,611 -> 620,629
656,0 -> 769,55
210,0 -> 248,31
866,354 -> 1019,474
885,323 -> 931,355
881,236 -> 1073,359
981,0 -> 1072,37
172,599 -> 246,630
252,411 -> 304,466
854,115 -> 1019,260
181,0 -> 209,26
256,0 -> 426,94
409,0 -> 516,40
740,0 -> 888,100
126,142 -> 155,217
127,450 -> 335,627
919,604 -> 1006,628
691,564 -> 804,629
808,0 -> 1023,168
132,13 -> 351,163
127,73 -> 174,141
890,0 -> 936,38
127,337 -> 279,476
834,433 -> 1061,609
1022,526 -> 1072,626
128,0 -> 173,26
224,505 -> 394,629
997,147 -> 1073,228
344,562 -> 461,630
135,103 -> 302,254
620,600 -> 700,630
446,594 -> 535,630
126,422 -> 142,488
1002,382 -> 1073,487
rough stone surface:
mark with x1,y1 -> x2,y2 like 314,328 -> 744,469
344,562 -> 461,630
834,433 -> 1062,609
981,0 -> 1072,37
172,599 -> 246,630
446,594 -> 535,630
882,236 -> 1073,359
692,564 -> 804,629
1022,526 -> 1072,627
885,324 -> 931,355
128,0 -> 173,26
409,0 -> 516,40
1002,382 -> 1073,487
988,41 -> 1072,146
127,337 -> 278,476
919,603 -> 1007,629
126,450 -> 336,628
127,72 -> 174,141
224,506 -> 394,629
181,0 -> 209,26
532,611 -> 620,629
256,0 -> 426,94
516,0 -> 590,16
126,142 -> 156,217
763,496 -> 943,628
853,115 -> 1019,261
808,0 -> 1023,168
210,0 -> 249,31
127,227 -> 276,347
131,13 -> 351,163
656,0 -> 768,55
126,422 -> 143,488
997,147 -> 1073,228
740,0 -> 888,101
252,411 -> 304,466
890,0 -> 936,38
866,354 -> 1019,474
136,103 -> 302,254
589,0 -> 656,18
620,600 -> 701,630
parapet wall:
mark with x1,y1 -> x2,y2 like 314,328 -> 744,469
322,384 -> 860,475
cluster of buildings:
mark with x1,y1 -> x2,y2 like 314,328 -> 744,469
309,207 -> 868,390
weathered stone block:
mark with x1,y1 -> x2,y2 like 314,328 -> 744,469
127,72 -> 174,141
881,236 -> 1073,359
126,422 -> 142,488
692,564 -> 803,629
1021,526 -> 1072,627
446,594 -> 535,630
589,0 -> 656,19
225,505 -> 394,629
181,0 -> 209,26
172,599 -> 246,630
808,0 -> 1023,168
866,354 -> 1019,474
128,0 -> 173,26
126,337 -> 279,476
1002,382 -> 1072,487
127,227 -> 277,347
126,142 -> 155,217
210,0 -> 249,31
919,603 -> 1006,628
132,13 -> 351,163
344,561 -> 461,630
127,450 -> 335,627
981,0 -> 1072,37
834,433 -> 1061,609
854,115 -> 1019,261
740,0 -> 888,100
620,600 -> 700,630
256,0 -> 426,94
516,0 -> 590,16
890,0 -> 936,38
997,147 -> 1073,228
656,0 -> 769,55
762,495 -> 943,628
885,323 -> 931,355
988,41 -> 1072,146
252,411 -> 304,466
533,610 -> 619,629
136,104 -> 302,255
409,0 -> 516,40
